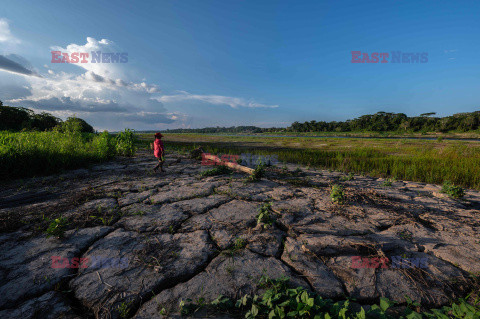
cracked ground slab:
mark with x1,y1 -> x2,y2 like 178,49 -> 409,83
0,150 -> 479,318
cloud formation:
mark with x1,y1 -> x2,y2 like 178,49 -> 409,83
157,91 -> 278,109
0,54 -> 41,77
51,37 -> 125,78
0,18 -> 20,44
0,28 -> 278,130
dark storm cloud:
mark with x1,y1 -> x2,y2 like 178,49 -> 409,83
122,112 -> 175,124
0,55 -> 42,77
17,97 -> 129,113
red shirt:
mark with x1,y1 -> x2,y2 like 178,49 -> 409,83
154,139 -> 164,158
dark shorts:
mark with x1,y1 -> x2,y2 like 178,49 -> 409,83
156,155 -> 165,162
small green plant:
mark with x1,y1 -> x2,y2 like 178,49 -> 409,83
117,300 -> 132,318
256,202 -> 274,227
442,181 -> 465,199
383,178 -> 394,187
45,217 -> 68,238
330,184 -> 345,204
200,165 -> 231,177
176,275 -> 480,318
223,237 -> 248,256
246,163 -> 266,182
90,215 -> 114,226
232,237 -> 247,251
340,172 -> 354,181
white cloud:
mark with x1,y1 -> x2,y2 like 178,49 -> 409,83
157,91 -> 278,109
0,18 -> 20,44
51,37 -> 125,78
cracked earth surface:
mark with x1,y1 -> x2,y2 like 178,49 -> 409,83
0,150 -> 479,318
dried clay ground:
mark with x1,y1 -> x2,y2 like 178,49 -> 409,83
0,150 -> 479,318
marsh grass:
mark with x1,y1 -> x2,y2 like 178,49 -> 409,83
1,129 -> 136,180
148,134 -> 480,190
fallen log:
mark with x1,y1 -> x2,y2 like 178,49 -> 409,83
202,153 -> 254,175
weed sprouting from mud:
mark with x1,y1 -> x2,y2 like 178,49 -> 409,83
256,202 -> 275,228
200,165 -> 231,177
45,216 -> 68,238
178,276 -> 480,318
442,181 -> 465,199
330,184 -> 345,204
246,163 -> 266,182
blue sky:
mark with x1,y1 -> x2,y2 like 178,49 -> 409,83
1,0 -> 479,130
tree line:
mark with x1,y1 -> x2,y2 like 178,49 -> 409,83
0,101 -> 94,133
287,111 -> 480,133
164,111 -> 480,133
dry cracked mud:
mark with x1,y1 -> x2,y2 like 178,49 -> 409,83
0,150 -> 479,318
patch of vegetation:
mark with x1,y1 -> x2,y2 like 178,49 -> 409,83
0,102 -> 92,132
383,178 -> 394,187
117,300 -> 133,318
115,128 -> 137,157
330,184 -> 345,204
340,172 -> 354,181
55,117 -> 94,134
90,215 -> 114,226
200,165 -> 232,177
0,130 -> 118,179
441,181 -> 465,199
246,163 -> 266,182
155,136 -> 480,190
45,216 -> 68,238
178,276 -> 480,318
256,202 -> 275,228
223,237 -> 248,256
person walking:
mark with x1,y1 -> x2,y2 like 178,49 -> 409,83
153,132 -> 165,173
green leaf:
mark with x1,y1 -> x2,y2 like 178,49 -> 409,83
251,304 -> 259,317
406,311 -> 423,319
356,307 -> 366,319
301,291 -> 309,304
379,297 -> 391,312
307,297 -> 315,307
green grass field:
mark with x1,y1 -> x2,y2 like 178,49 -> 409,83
0,130 -> 136,180
141,133 -> 480,190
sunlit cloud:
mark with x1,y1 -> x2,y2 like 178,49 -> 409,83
157,91 -> 278,109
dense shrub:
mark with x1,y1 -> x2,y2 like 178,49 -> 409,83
115,129 -> 137,157
55,117 -> 94,133
0,103 -> 62,132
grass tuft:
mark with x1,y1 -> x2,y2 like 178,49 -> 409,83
441,181 -> 465,198
330,184 -> 345,204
